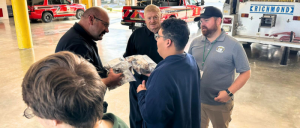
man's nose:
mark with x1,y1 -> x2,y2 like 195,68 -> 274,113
150,18 -> 155,23
105,27 -> 109,33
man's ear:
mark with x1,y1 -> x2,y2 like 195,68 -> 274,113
52,120 -> 64,126
166,39 -> 172,47
218,17 -> 222,25
88,15 -> 94,25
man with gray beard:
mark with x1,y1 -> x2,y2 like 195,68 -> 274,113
188,6 -> 251,128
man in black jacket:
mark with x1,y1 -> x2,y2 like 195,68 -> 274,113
55,7 -> 122,89
123,5 -> 163,128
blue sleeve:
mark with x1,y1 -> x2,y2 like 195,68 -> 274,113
137,71 -> 174,124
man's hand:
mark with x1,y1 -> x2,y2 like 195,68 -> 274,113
137,80 -> 147,93
214,90 -> 231,103
102,68 -> 123,90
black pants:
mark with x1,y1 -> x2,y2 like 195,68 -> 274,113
130,74 -> 148,128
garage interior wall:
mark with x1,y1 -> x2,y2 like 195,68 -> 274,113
0,0 -> 9,20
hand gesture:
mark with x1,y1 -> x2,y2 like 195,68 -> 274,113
214,90 -> 231,103
102,68 -> 123,90
137,80 -> 147,93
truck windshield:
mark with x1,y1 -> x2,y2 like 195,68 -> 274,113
60,0 -> 72,4
27,0 -> 44,6
186,0 -> 198,5
138,0 -> 181,6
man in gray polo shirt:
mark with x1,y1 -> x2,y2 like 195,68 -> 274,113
188,6 -> 251,128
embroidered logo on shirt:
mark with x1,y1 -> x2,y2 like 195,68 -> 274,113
216,46 -> 225,53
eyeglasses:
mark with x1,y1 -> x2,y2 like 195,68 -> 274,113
23,107 -> 34,119
92,15 -> 109,28
154,33 -> 165,41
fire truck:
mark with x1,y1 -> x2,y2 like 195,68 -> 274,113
121,0 -> 204,31
219,0 -> 300,65
27,0 -> 86,23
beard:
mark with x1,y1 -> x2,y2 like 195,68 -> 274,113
201,23 -> 218,37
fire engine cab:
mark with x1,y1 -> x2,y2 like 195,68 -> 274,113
219,0 -> 300,65
28,0 -> 86,23
121,0 -> 204,31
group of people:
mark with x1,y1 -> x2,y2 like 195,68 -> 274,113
22,4 -> 251,128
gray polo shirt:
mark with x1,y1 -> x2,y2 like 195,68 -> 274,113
188,30 -> 250,105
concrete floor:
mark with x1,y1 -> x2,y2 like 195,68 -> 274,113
0,12 -> 299,128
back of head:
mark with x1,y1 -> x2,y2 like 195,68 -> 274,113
144,4 -> 161,16
161,18 -> 190,51
22,51 -> 106,128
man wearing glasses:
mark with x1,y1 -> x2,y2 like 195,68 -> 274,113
123,4 -> 163,128
55,7 -> 123,91
188,6 -> 251,128
136,18 -> 201,128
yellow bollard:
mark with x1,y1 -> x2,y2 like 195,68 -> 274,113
19,49 -> 35,75
81,0 -> 93,9
11,0 -> 33,49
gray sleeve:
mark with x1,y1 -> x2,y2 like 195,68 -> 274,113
233,43 -> 250,73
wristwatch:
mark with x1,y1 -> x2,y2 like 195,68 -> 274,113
225,89 -> 233,97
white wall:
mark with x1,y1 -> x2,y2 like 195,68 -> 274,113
0,0 -> 9,20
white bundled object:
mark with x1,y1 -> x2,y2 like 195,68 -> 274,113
104,57 -> 136,89
125,55 -> 157,75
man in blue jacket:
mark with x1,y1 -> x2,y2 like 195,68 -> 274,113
137,18 -> 201,128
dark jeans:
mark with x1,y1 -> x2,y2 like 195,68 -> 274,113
130,74 -> 148,128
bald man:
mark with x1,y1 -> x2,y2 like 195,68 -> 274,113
55,7 -> 123,92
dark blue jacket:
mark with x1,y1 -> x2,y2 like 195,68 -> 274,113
138,53 -> 201,128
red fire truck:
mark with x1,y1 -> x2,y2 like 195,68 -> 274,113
27,0 -> 86,23
121,0 -> 204,31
